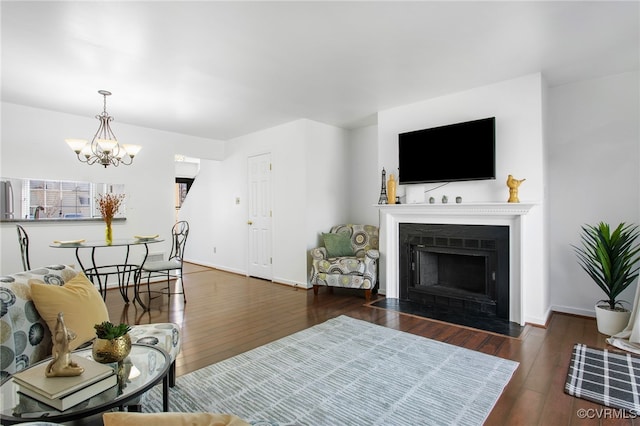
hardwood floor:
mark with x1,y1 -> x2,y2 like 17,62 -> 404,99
104,263 -> 637,425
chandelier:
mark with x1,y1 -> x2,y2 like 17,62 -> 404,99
65,90 -> 141,168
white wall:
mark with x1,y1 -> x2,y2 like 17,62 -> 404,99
304,120 -> 351,247
175,160 -> 200,178
4,70 -> 637,320
376,73 -> 548,324
178,119 -> 350,288
347,124 -> 380,226
548,71 -> 640,316
175,158 -> 223,267
378,74 -> 545,204
0,102 -> 225,274
179,70 -> 639,321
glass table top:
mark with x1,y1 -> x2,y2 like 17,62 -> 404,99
0,344 -> 169,424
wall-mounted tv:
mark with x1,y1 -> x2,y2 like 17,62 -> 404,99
398,117 -> 496,184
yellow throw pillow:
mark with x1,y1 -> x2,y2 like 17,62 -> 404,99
102,412 -> 250,426
31,273 -> 109,350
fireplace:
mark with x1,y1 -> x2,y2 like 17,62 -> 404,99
378,202 -> 538,325
399,223 -> 510,318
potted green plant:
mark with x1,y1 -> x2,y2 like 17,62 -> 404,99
573,222 -> 640,335
92,321 -> 132,363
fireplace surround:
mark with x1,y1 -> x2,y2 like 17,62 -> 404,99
378,202 -> 536,325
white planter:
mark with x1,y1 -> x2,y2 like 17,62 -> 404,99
594,304 -> 631,336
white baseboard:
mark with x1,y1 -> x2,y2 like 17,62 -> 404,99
273,277 -> 310,289
184,259 -> 309,289
186,259 -> 246,277
551,305 -> 596,318
523,306 -> 553,327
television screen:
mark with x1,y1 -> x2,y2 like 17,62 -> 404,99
398,117 -> 496,184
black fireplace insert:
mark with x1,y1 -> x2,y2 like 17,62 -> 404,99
399,223 -> 510,319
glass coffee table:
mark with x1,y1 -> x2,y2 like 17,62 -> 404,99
0,344 -> 170,425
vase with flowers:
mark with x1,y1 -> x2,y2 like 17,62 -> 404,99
97,193 -> 125,245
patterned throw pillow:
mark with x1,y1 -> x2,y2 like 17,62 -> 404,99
0,264 -> 78,376
322,233 -> 354,257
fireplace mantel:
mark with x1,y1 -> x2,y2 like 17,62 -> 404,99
377,202 -> 536,217
377,202 -> 538,325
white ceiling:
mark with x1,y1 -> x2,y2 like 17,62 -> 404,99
2,1 -> 638,141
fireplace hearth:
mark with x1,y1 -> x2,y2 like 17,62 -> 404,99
399,223 -> 510,319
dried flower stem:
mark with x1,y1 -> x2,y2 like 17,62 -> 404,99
97,193 -> 125,224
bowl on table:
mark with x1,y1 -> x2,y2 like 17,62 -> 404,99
134,234 -> 159,242
53,239 -> 85,247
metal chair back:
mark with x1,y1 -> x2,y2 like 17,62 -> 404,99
139,220 -> 190,309
16,224 -> 30,271
168,221 -> 189,264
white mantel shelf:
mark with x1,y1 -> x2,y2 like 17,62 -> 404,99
376,202 -> 537,216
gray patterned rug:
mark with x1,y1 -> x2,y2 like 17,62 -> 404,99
142,315 -> 518,425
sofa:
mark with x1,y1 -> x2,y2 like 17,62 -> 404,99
0,264 -> 181,386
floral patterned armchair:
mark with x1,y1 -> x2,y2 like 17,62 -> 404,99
309,224 -> 379,301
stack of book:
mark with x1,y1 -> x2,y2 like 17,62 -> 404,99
13,356 -> 117,411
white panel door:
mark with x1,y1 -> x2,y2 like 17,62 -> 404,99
247,153 -> 272,280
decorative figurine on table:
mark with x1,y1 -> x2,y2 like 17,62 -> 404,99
506,174 -> 526,203
45,312 -> 84,377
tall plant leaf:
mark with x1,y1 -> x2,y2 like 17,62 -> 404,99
572,222 -> 640,310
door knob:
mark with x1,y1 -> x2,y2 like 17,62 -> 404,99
247,220 -> 253,225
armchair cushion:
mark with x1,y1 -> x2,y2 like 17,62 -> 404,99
322,232 -> 354,257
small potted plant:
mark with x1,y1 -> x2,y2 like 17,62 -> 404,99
92,321 -> 132,363
573,222 -> 640,335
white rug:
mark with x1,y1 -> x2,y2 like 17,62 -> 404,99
143,315 -> 518,425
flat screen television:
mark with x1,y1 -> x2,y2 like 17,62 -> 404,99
398,117 -> 496,184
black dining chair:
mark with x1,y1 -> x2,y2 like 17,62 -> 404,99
16,224 -> 31,271
141,221 -> 189,305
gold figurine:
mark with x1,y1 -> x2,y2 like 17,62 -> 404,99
506,175 -> 526,203
45,312 -> 84,377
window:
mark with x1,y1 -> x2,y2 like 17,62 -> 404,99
10,178 -> 125,220
27,179 -> 92,218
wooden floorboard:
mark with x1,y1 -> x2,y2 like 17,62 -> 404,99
103,263 -> 637,425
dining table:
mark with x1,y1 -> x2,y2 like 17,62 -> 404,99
49,237 -> 163,307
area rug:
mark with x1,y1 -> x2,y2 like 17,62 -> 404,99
142,315 -> 519,425
565,343 -> 640,414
